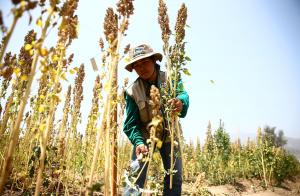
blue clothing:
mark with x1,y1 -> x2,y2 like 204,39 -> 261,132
123,142 -> 182,196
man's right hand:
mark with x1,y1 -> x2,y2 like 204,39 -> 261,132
135,144 -> 148,159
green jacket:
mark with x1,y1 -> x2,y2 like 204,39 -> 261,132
123,75 -> 189,147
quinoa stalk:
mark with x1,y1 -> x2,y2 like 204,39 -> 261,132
0,1 -> 38,67
83,75 -> 102,194
143,85 -> 163,190
0,15 -> 18,66
0,94 -> 13,136
157,1 -> 188,189
34,39 -> 65,196
0,8 -> 54,193
86,102 -> 108,196
102,1 -> 134,193
104,44 -> 119,196
58,85 -> 71,158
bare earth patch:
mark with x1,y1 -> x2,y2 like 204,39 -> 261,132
182,176 -> 300,196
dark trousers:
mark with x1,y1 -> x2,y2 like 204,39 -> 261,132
123,142 -> 182,196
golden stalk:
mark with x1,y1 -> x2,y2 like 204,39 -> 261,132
103,10 -> 128,196
86,103 -> 108,195
0,15 -> 19,66
0,1 -> 38,67
0,94 -> 13,136
142,85 -> 163,191
157,1 -> 188,189
104,48 -> 119,196
0,8 -> 54,193
101,0 -> 134,193
34,40 -> 65,196
58,85 -> 71,158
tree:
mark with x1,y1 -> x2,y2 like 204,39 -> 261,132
276,130 -> 287,147
214,119 -> 231,162
203,121 -> 214,160
263,126 -> 287,147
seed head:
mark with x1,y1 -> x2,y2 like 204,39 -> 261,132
117,0 -> 134,18
18,30 -> 36,77
175,3 -> 187,44
73,64 -> 85,114
149,85 -> 161,116
58,0 -> 79,46
158,0 -> 171,45
0,52 -> 15,79
66,53 -> 74,67
99,38 -> 104,51
124,44 -> 130,54
103,8 -> 118,43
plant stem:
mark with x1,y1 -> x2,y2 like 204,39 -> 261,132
169,116 -> 174,189
0,15 -> 19,66
34,38 -> 63,196
0,8 -> 54,193
86,103 -> 107,195
0,94 -> 13,136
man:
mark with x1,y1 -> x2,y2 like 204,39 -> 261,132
123,44 -> 189,196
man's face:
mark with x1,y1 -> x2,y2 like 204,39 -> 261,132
133,58 -> 155,80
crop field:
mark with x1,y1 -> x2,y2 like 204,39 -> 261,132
0,0 -> 299,195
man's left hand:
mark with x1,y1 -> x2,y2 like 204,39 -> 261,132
168,98 -> 183,113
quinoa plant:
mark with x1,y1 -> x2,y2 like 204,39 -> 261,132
0,0 -> 38,66
0,1 -> 57,189
158,0 -> 190,188
122,85 -> 164,195
87,0 -> 135,194
58,85 -> 71,158
82,75 -> 102,189
142,85 -> 164,190
0,52 -> 14,101
33,0 -> 79,194
0,29 -> 36,138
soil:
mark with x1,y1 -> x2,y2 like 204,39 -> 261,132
2,176 -> 300,195
182,176 -> 300,196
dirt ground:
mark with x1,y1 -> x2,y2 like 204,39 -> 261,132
2,176 -> 300,195
182,176 -> 300,196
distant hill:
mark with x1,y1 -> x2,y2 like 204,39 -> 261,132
285,137 -> 300,160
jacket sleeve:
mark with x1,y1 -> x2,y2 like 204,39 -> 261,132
123,92 -> 145,147
176,79 -> 189,118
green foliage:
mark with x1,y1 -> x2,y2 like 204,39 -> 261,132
183,122 -> 300,188
263,126 -> 287,147
273,149 -> 300,184
214,122 -> 231,162
194,187 -> 212,195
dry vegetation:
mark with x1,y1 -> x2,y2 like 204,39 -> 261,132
0,0 -> 299,195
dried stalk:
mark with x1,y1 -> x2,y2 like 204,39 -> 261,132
143,85 -> 163,190
157,1 -> 188,189
102,1 -> 134,193
0,15 -> 18,66
0,94 -> 13,136
0,1 -> 38,67
0,8 -> 54,193
58,85 -> 71,158
86,102 -> 108,196
34,40 -> 65,196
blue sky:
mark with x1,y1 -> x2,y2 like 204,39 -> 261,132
1,0 -> 300,143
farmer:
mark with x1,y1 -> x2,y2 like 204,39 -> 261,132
123,44 -> 189,196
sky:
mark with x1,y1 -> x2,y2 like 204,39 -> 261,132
1,0 -> 300,144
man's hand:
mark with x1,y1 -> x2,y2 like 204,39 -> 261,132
168,98 -> 183,113
135,144 -> 148,160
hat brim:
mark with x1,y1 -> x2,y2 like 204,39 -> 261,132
125,52 -> 163,72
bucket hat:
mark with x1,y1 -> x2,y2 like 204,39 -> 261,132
125,44 -> 163,72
